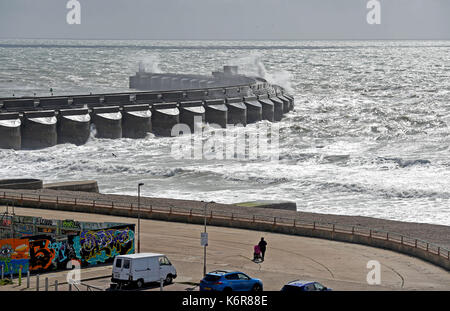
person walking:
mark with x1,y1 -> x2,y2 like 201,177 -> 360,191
258,237 -> 267,261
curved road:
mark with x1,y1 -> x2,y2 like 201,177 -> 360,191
8,207 -> 450,291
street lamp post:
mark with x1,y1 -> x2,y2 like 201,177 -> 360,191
202,200 -> 214,277
137,183 -> 144,253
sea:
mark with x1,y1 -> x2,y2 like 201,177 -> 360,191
0,39 -> 449,226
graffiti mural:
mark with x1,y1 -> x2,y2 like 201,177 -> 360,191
80,226 -> 135,265
0,238 -> 29,275
0,223 -> 135,275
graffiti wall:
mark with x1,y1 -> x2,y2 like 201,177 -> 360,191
0,238 -> 29,275
0,224 -> 135,275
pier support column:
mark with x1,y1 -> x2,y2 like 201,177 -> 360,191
122,104 -> 152,138
57,108 -> 91,145
22,110 -> 57,149
0,112 -> 21,150
151,103 -> 179,136
92,106 -> 122,139
179,101 -> 205,133
244,96 -> 262,124
226,98 -> 247,126
204,99 -> 228,128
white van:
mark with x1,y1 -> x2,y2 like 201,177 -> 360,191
111,253 -> 177,288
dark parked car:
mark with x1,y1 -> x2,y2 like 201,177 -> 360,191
281,280 -> 332,292
200,270 -> 263,292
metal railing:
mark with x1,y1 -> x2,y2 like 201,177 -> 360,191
1,189 -> 449,263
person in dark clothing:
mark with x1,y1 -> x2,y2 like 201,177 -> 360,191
258,237 -> 267,261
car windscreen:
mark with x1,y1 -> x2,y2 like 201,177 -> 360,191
204,275 -> 221,282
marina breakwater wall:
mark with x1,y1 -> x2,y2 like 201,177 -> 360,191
0,82 -> 294,150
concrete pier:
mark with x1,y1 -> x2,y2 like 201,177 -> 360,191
162,91 -> 185,103
57,108 -> 91,145
204,99 -> 228,128
122,104 -> 152,138
21,110 -> 57,149
257,95 -> 275,122
151,103 -> 179,136
92,106 -> 122,139
226,97 -> 247,126
0,112 -> 21,149
207,88 -> 226,100
269,96 -> 284,121
244,96 -> 262,124
179,101 -> 206,132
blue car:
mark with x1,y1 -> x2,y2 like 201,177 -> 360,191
200,270 -> 263,292
281,280 -> 332,292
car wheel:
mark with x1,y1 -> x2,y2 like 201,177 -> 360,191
252,284 -> 262,292
165,274 -> 173,285
136,279 -> 144,289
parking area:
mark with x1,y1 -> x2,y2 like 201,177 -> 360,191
1,206 -> 450,291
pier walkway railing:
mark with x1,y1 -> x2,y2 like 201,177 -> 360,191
0,190 -> 449,271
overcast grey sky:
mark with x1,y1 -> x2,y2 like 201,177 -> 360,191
0,0 -> 449,40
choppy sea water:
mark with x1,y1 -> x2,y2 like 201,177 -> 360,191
0,40 -> 449,226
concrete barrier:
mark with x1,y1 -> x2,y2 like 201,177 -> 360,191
22,111 -> 57,149
72,96 -> 101,108
204,99 -> 228,128
43,180 -> 99,193
122,104 -> 152,138
39,98 -> 70,110
151,103 -> 179,136
92,107 -> 122,139
269,95 -> 284,121
57,108 -> 91,145
161,77 -> 172,90
244,96 -> 262,124
2,99 -> 35,112
135,93 -> 162,104
161,91 -> 185,103
206,88 -> 226,100
257,94 -> 275,122
0,179 -> 43,190
0,113 -> 21,149
186,90 -> 208,101
179,101 -> 205,132
226,97 -> 247,126
103,94 -> 131,106
225,87 -> 241,98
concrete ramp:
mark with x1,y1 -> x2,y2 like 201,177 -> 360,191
92,106 -> 122,139
0,112 -> 21,149
122,104 -> 152,138
204,99 -> 228,128
151,103 -> 179,136
22,110 -> 57,149
57,108 -> 91,145
226,97 -> 247,126
257,94 -> 275,122
244,96 -> 262,124
179,101 -> 205,132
